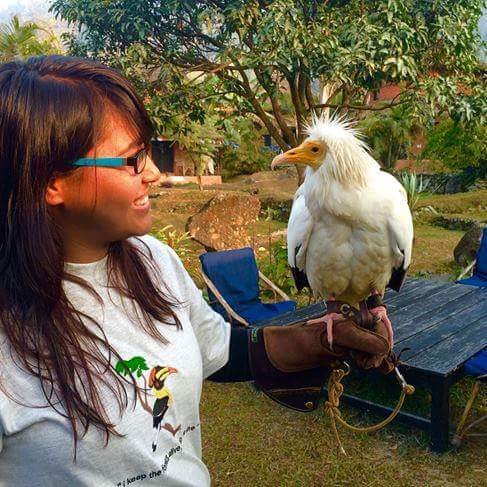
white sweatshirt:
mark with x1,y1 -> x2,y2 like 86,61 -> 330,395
0,235 -> 231,486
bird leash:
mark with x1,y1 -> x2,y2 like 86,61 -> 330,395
324,360 -> 415,455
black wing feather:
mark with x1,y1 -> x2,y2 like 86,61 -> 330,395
387,266 -> 408,292
290,245 -> 310,291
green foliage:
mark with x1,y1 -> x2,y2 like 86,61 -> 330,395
115,356 -> 149,378
168,115 -> 223,176
218,118 -> 272,178
51,0 -> 486,178
359,106 -> 420,169
151,225 -> 192,260
0,15 -> 62,61
421,119 -> 487,173
258,240 -> 297,298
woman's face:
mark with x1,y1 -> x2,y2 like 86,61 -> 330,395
47,110 -> 161,261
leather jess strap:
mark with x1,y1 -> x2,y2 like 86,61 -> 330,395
326,300 -> 376,330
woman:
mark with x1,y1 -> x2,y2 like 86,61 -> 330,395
0,55 -> 390,486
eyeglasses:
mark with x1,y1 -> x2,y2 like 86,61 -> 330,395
71,148 -> 149,174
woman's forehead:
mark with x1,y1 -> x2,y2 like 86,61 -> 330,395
89,110 -> 142,156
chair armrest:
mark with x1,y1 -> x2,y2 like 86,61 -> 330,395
458,259 -> 476,281
200,269 -> 250,327
258,271 -> 291,302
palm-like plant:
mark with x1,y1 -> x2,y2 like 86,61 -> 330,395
0,15 -> 61,62
360,106 -> 419,170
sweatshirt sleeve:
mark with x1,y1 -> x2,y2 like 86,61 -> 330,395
144,236 -> 232,379
183,264 -> 232,379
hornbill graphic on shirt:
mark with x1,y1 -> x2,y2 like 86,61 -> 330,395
115,357 -> 181,452
149,365 -> 180,452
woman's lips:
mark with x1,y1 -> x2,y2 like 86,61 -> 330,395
133,194 -> 149,206
132,194 -> 150,212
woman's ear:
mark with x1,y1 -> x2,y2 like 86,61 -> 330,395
45,176 -> 66,207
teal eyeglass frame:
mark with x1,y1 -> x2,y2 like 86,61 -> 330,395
72,148 -> 148,174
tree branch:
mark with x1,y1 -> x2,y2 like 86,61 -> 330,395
237,69 -> 289,149
254,68 -> 295,145
305,78 -> 315,114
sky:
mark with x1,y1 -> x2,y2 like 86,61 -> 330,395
1,0 -> 486,52
0,0 -> 52,22
0,0 -> 68,33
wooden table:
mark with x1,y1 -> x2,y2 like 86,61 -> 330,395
255,278 -> 487,452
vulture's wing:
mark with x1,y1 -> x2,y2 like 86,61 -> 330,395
287,188 -> 313,291
385,175 -> 414,291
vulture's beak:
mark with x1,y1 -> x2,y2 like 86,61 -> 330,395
271,140 -> 326,170
167,367 -> 178,375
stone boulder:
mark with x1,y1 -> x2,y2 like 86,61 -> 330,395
187,193 -> 261,250
444,175 -> 466,194
453,222 -> 486,266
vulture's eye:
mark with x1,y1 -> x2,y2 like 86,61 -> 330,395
311,146 -> 319,153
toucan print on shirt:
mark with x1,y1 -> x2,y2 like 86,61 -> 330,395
115,356 -> 181,452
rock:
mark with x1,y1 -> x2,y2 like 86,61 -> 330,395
187,193 -> 261,250
271,229 -> 287,239
444,175 -> 465,194
453,222 -> 486,266
159,180 -> 174,188
431,216 -> 478,232
467,179 -> 487,192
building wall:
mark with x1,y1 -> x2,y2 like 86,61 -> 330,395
377,84 -> 402,100
173,143 -> 196,176
152,138 -> 222,184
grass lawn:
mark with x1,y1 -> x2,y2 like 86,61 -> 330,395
151,179 -> 486,486
201,381 -> 486,486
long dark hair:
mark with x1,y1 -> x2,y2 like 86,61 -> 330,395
0,55 -> 181,460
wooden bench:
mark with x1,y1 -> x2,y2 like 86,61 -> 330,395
255,278 -> 487,452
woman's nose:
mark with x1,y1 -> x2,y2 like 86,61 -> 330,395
142,155 -> 160,184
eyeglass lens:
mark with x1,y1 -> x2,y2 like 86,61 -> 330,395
132,149 -> 148,174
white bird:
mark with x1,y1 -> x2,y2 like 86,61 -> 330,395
271,115 -> 414,346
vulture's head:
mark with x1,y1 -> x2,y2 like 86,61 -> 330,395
271,115 -> 379,186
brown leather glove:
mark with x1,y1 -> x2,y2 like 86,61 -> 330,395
248,301 -> 394,411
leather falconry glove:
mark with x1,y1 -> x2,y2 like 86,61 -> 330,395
248,300 -> 394,412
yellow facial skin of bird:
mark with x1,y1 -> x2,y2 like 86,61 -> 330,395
273,140 -> 327,170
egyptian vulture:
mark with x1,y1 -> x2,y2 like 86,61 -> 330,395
271,116 -> 414,345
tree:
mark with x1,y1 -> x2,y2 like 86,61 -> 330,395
51,0 -> 486,183
0,15 -> 62,62
218,117 -> 273,178
421,118 -> 486,176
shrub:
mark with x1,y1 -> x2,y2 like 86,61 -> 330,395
258,240 -> 297,298
151,225 -> 191,260
217,118 -> 274,178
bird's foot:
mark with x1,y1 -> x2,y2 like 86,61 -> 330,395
369,305 -> 394,348
307,312 -> 344,351
152,442 -> 157,452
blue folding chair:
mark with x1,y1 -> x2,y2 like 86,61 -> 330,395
457,227 -> 487,287
452,349 -> 486,446
454,228 -> 487,445
199,247 -> 296,327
